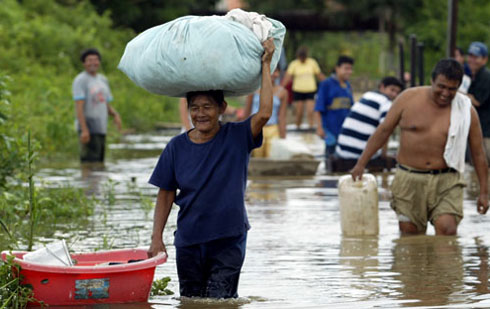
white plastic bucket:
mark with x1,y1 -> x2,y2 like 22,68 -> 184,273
338,174 -> 379,236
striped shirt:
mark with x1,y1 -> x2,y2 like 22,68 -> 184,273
335,91 -> 392,159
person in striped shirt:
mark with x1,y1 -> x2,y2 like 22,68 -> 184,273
334,77 -> 403,169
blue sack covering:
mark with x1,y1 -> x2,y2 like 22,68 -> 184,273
118,15 -> 285,97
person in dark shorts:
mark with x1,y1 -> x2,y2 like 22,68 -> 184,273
147,39 -> 275,299
281,46 -> 325,129
72,48 -> 121,162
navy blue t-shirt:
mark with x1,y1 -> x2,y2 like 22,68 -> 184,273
314,75 -> 353,142
149,117 -> 262,247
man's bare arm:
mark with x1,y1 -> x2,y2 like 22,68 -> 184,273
278,88 -> 288,138
350,91 -> 408,180
107,103 -> 122,131
468,106 -> 489,214
381,142 -> 389,157
316,72 -> 326,81
76,100 -> 90,144
280,72 -> 292,88
315,111 -> 325,138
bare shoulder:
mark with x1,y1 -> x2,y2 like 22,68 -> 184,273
392,86 -> 429,107
470,104 -> 480,122
469,105 -> 484,142
395,86 -> 427,100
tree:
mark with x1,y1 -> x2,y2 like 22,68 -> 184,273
88,0 -> 218,32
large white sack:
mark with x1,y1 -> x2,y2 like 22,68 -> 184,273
269,138 -> 315,160
118,11 -> 285,97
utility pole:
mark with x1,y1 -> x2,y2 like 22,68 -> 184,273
447,0 -> 458,57
418,43 -> 425,85
410,34 -> 417,87
398,41 -> 405,88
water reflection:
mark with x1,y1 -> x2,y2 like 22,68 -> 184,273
42,302 -> 150,309
466,237 -> 490,295
80,162 -> 106,195
340,236 -> 379,276
172,296 -> 252,309
246,182 -> 287,204
391,235 -> 463,307
315,178 -> 338,189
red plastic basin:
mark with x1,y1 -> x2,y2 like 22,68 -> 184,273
1,248 -> 167,306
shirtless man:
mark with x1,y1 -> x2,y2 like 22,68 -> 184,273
351,59 -> 489,235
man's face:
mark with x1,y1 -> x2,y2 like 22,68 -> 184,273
189,95 -> 225,133
380,85 -> 402,101
467,54 -> 488,73
336,63 -> 353,82
431,74 -> 460,107
83,54 -> 100,74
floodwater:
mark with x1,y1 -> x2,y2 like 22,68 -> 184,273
17,129 -> 490,308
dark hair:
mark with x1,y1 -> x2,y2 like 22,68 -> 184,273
186,90 -> 225,108
80,48 -> 101,63
296,46 -> 308,61
336,55 -> 354,67
455,47 -> 465,56
380,76 -> 404,90
431,58 -> 463,85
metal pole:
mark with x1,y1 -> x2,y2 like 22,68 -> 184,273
410,34 -> 417,87
399,41 -> 405,88
447,0 -> 458,57
418,42 -> 425,85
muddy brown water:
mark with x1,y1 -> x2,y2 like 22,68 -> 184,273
12,131 -> 490,308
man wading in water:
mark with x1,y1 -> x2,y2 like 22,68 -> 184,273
351,59 -> 489,235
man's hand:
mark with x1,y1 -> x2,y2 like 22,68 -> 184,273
467,93 -> 481,107
350,163 -> 365,181
262,38 -> 275,63
477,193 -> 489,214
113,113 -> 122,132
147,239 -> 167,258
316,126 -> 326,139
80,129 -> 90,144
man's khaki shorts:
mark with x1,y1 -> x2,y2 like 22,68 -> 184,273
390,165 -> 466,232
